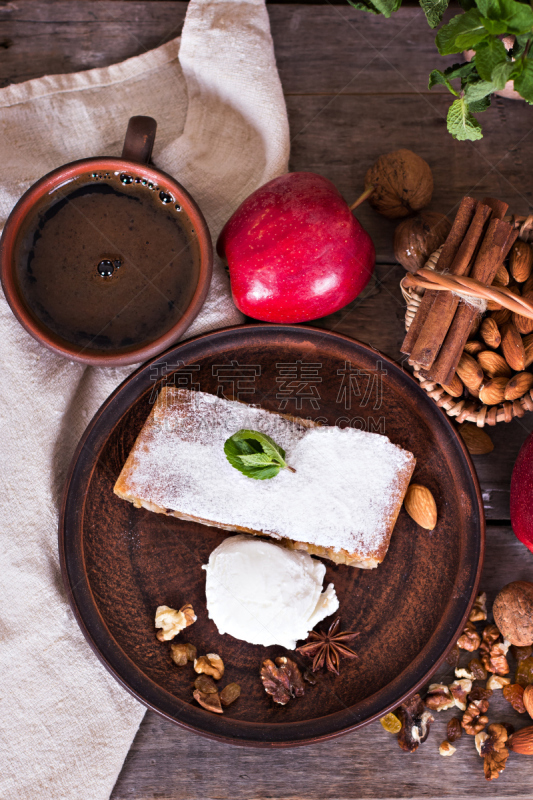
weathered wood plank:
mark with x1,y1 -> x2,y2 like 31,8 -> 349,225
111,525 -> 533,800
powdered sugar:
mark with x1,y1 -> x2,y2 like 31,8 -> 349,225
126,390 -> 415,558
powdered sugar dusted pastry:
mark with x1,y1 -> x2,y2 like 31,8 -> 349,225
114,388 -> 416,568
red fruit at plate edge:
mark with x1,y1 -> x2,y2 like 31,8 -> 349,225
511,431 -> 533,553
217,172 -> 375,323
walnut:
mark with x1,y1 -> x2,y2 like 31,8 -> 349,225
194,653 -> 224,680
457,620 -> 482,651
397,694 -> 434,753
365,149 -> 433,219
469,592 -> 488,622
493,581 -> 533,647
480,624 -> 510,675
193,689 -> 223,714
475,723 -> 509,781
449,679 -> 472,711
439,740 -> 456,757
154,603 -> 196,642
486,674 -> 511,691
260,657 -> 305,705
424,683 -> 455,711
170,642 -> 197,667
462,695 -> 490,735
455,667 -> 475,680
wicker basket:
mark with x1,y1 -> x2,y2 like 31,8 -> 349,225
401,236 -> 533,427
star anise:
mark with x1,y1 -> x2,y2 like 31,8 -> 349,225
296,617 -> 359,675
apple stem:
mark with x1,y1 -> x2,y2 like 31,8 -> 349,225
349,185 -> 374,211
286,465 -> 297,473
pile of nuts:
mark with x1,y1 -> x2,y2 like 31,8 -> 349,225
380,582 -> 533,781
448,240 -> 533,435
154,603 -> 240,715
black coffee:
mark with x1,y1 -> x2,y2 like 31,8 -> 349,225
16,170 -> 200,352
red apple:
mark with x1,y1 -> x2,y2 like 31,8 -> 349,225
217,172 -> 375,323
511,431 -> 533,553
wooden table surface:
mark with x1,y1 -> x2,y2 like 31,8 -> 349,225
3,1 -> 533,797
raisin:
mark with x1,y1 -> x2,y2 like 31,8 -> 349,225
447,717 -> 462,743
503,683 -> 526,713
194,674 -> 218,694
220,683 -> 241,707
516,656 -> 533,687
446,644 -> 460,667
468,658 -> 487,681
512,645 -> 533,663
380,712 -> 402,733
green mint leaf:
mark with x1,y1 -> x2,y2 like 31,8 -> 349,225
459,0 -> 477,9
447,97 -> 484,140
346,0 -> 401,15
514,59 -> 533,102
477,0 -> 533,34
436,10 -> 488,55
511,33 -> 531,58
420,0 -> 449,28
445,61 -> 477,80
429,69 -> 460,94
224,429 -> 296,480
467,94 -> 492,111
491,59 -> 516,89
474,38 -> 508,81
464,78 -> 495,102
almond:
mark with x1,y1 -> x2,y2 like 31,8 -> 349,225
404,484 -> 437,530
502,322 -> 526,372
513,291 -> 533,335
491,307 -> 512,327
493,262 -> 510,287
464,341 -> 483,356
480,317 -> 501,349
459,422 -> 494,455
510,240 -> 533,283
479,377 -> 507,406
524,685 -> 533,720
477,350 -> 512,379
440,373 -> 464,398
524,333 -> 533,368
505,371 -> 533,401
457,352 -> 483,392
508,725 -> 533,754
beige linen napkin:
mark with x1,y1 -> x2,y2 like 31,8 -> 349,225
0,1 -> 289,798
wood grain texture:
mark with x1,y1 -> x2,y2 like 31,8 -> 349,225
2,1 -> 533,796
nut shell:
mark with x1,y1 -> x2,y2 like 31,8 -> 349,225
493,581 -> 533,646
510,240 -> 533,284
394,212 -> 451,273
504,372 -> 533,402
365,149 -> 433,219
458,423 -> 494,455
502,322 -> 526,372
477,350 -> 512,379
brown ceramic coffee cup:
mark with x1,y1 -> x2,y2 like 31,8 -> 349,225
0,116 -> 213,366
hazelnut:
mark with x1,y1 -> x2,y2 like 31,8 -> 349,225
365,149 -> 433,219
194,653 -> 225,680
154,603 -> 196,641
493,581 -> 533,646
393,211 -> 451,272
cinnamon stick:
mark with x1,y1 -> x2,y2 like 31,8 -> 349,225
409,202 -> 492,368
424,221 -> 518,385
401,197 -> 477,356
481,197 -> 509,221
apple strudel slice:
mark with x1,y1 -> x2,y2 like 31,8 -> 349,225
114,388 -> 416,568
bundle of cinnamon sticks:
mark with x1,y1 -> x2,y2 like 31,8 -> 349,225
401,197 -> 518,387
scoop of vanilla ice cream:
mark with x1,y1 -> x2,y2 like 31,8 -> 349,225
202,535 -> 339,649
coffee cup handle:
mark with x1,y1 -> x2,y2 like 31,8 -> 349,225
121,116 -> 157,164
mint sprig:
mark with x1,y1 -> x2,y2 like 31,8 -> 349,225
224,430 -> 296,480
347,0 -> 533,140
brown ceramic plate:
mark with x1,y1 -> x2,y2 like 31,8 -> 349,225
59,324 -> 484,747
